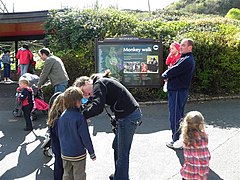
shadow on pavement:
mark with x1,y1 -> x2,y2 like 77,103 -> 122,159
89,99 -> 240,136
0,110 -> 50,178
0,129 -> 53,179
0,112 -> 48,160
187,99 -> 240,129
89,103 -> 170,136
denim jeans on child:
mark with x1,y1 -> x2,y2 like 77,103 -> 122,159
112,108 -> 142,180
3,63 -> 10,78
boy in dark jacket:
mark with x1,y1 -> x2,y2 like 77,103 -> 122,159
58,87 -> 96,180
18,77 -> 34,131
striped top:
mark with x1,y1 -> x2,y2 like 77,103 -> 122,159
180,132 -> 211,180
62,153 -> 87,162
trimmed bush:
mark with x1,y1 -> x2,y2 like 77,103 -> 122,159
226,8 -> 240,20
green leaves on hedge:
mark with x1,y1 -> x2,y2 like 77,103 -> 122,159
44,8 -> 240,97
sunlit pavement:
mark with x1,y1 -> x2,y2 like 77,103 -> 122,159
0,88 -> 239,180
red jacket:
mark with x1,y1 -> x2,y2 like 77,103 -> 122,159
16,48 -> 33,65
166,53 -> 181,67
18,87 -> 34,106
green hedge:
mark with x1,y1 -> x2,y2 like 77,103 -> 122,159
225,8 -> 240,20
44,9 -> 240,100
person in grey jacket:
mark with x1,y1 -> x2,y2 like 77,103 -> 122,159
38,48 -> 69,93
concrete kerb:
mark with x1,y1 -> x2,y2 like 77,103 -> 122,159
138,94 -> 240,105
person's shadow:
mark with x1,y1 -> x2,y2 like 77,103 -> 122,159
89,104 -> 170,136
1,131 -> 53,179
175,149 -> 223,180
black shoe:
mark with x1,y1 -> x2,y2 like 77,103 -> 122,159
24,127 -> 33,131
109,174 -> 114,180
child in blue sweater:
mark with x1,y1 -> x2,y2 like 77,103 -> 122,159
58,87 -> 96,180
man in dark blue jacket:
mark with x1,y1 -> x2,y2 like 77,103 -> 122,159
162,38 -> 195,149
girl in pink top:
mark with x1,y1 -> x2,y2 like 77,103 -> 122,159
180,111 -> 211,180
163,41 -> 181,92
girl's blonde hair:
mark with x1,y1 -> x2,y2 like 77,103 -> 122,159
63,86 -> 83,109
181,111 -> 207,146
47,93 -> 65,127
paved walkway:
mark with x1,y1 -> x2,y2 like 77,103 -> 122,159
0,82 -> 239,180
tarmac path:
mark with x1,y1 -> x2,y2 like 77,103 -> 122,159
0,83 -> 239,180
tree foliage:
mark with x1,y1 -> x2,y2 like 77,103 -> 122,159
225,8 -> 240,20
166,0 -> 240,16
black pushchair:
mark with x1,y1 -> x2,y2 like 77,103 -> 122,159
12,73 -> 49,120
41,92 -> 62,157
41,131 -> 52,157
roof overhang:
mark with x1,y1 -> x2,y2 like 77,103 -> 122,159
0,10 -> 48,41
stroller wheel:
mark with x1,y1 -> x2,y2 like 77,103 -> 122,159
12,109 -> 22,117
12,110 -> 18,117
32,113 -> 37,121
43,148 -> 53,157
42,110 -> 48,115
32,116 -> 37,121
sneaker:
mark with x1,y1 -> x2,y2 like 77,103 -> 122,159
166,140 -> 183,150
166,141 -> 174,149
172,140 -> 183,149
6,79 -> 13,84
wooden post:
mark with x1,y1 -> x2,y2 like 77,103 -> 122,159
15,40 -> 18,71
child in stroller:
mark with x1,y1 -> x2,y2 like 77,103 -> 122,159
12,73 -> 49,120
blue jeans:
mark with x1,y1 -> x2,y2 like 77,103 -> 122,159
113,108 -> 142,180
54,81 -> 68,93
3,63 -> 10,78
168,89 -> 188,142
20,64 -> 29,76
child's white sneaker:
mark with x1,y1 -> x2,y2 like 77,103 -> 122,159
173,139 -> 183,149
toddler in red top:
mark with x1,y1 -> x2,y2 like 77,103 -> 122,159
180,111 -> 211,180
166,41 -> 181,67
163,41 -> 181,92
18,77 -> 34,131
